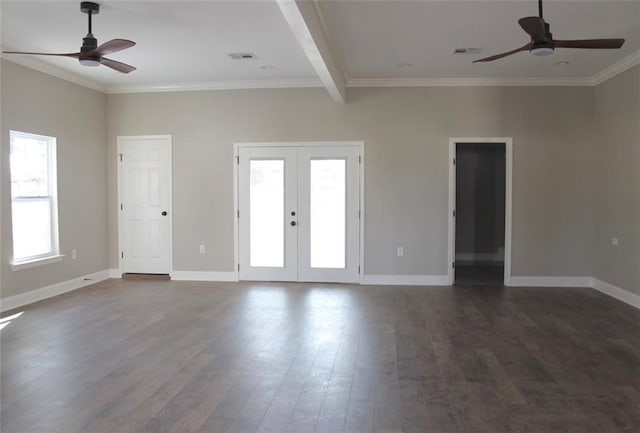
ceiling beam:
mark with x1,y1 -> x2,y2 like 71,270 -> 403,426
275,0 -> 346,104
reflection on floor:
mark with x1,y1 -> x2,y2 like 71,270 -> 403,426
455,261 -> 504,286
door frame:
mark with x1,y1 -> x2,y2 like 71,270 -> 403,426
233,141 -> 365,283
117,135 -> 173,276
448,137 -> 512,286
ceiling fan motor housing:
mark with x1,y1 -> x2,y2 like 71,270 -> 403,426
530,21 -> 554,55
81,35 -> 98,51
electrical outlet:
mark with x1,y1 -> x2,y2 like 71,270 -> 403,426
72,249 -> 77,259
199,244 -> 206,254
612,238 -> 619,246
397,246 -> 404,257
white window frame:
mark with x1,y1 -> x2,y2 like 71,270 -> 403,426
9,130 -> 62,270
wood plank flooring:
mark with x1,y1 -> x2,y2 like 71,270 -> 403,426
1,279 -> 638,433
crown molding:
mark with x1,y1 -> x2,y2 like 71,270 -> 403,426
1,55 -> 107,93
107,78 -> 324,94
4,51 -> 638,96
590,50 -> 640,86
347,76 -> 594,88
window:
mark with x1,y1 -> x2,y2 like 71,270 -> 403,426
9,131 -> 60,266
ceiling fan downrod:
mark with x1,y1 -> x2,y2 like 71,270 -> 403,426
80,2 -> 100,63
538,0 -> 543,19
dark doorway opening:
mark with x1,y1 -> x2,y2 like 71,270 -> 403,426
454,143 -> 506,286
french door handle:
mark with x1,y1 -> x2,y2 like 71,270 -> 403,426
161,211 -> 168,216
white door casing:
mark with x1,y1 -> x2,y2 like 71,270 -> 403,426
118,135 -> 173,275
236,142 -> 362,283
448,137 -> 512,286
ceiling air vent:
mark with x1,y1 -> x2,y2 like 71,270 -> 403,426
453,48 -> 483,55
228,52 -> 258,60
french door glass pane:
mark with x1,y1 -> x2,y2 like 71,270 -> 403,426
310,159 -> 346,268
11,198 -> 52,260
250,160 -> 284,267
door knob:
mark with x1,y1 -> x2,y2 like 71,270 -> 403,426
161,211 -> 168,216
290,221 -> 296,226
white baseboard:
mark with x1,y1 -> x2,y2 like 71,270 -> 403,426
0,270 -> 111,313
592,278 -> 640,309
171,271 -> 238,282
3,270 -> 636,313
361,274 -> 449,286
507,276 -> 592,287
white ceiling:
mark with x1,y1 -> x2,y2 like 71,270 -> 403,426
2,0 -> 639,93
321,0 -> 640,80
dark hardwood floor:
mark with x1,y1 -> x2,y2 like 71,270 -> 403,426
1,279 -> 638,433
454,263 -> 504,286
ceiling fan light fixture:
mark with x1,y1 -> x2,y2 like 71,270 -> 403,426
530,45 -> 554,56
79,56 -> 100,66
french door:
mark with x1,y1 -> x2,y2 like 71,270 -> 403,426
238,144 -> 360,283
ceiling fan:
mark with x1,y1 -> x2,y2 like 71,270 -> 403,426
474,0 -> 625,63
3,2 -> 136,73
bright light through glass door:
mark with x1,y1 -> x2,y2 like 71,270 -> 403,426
249,160 -> 284,267
239,144 -> 359,284
310,159 -> 346,268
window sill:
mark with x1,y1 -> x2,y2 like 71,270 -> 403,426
11,255 -> 65,271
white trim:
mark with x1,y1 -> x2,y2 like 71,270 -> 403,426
6,49 -> 639,96
117,135 -> 173,276
448,138 -> 513,286
233,141 -> 365,284
591,50 -> 640,86
107,79 -> 323,94
348,77 -> 593,88
11,255 -> 65,271
508,276 -> 592,287
592,278 -> 640,309
0,270 -> 111,313
1,56 -> 107,92
109,268 -> 122,279
235,141 -> 363,149
361,274 -> 449,286
359,146 -> 365,283
9,131 -> 60,266
171,271 -> 238,282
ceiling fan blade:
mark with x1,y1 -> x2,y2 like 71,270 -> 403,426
100,57 -> 136,73
2,51 -> 80,58
94,39 -> 136,56
518,16 -> 547,42
554,39 -> 625,49
473,43 -> 533,63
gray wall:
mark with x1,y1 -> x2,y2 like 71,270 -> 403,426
1,60 -> 109,298
107,85 -> 597,278
594,65 -> 640,295
4,58 -> 636,299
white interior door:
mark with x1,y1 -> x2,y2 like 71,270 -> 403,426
238,144 -> 360,283
118,136 -> 172,274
